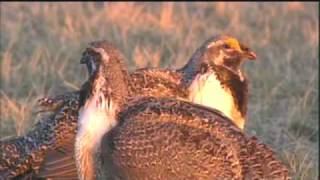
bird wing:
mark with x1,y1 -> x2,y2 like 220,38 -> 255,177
36,136 -> 78,180
35,93 -> 81,180
101,97 -> 245,180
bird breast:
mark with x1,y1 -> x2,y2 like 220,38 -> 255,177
188,72 -> 235,121
76,92 -> 118,180
78,92 -> 117,140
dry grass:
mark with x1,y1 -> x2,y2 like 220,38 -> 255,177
0,2 -> 318,179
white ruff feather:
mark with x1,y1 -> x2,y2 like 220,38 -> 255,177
189,72 -> 234,120
75,92 -> 117,180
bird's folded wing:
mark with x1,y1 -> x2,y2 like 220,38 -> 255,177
36,137 -> 78,180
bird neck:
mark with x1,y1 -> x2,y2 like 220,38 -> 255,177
88,62 -> 130,105
211,65 -> 248,117
179,45 -> 207,78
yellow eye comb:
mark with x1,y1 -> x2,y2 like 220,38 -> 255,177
224,38 -> 242,51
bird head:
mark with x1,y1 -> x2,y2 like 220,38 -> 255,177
202,35 -> 256,75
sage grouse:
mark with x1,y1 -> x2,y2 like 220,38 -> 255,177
75,41 -> 290,180
0,35 -> 257,179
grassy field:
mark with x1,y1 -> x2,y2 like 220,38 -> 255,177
0,2 -> 318,179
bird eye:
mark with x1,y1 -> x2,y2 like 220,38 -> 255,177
241,45 -> 249,52
223,44 -> 231,49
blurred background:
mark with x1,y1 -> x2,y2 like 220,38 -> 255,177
0,2 -> 318,179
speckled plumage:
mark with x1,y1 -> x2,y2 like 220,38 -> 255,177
1,35 -> 258,179
100,97 -> 290,180
0,91 -> 80,179
76,41 -> 290,180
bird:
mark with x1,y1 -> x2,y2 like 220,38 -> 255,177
178,35 -> 256,129
0,91 -> 82,180
75,41 -> 290,180
0,35 -> 257,179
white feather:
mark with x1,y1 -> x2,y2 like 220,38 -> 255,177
75,92 -> 117,180
188,72 -> 234,120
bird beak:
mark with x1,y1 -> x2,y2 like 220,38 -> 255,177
80,57 -> 86,64
239,43 -> 257,60
243,50 -> 257,60
80,48 -> 94,64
